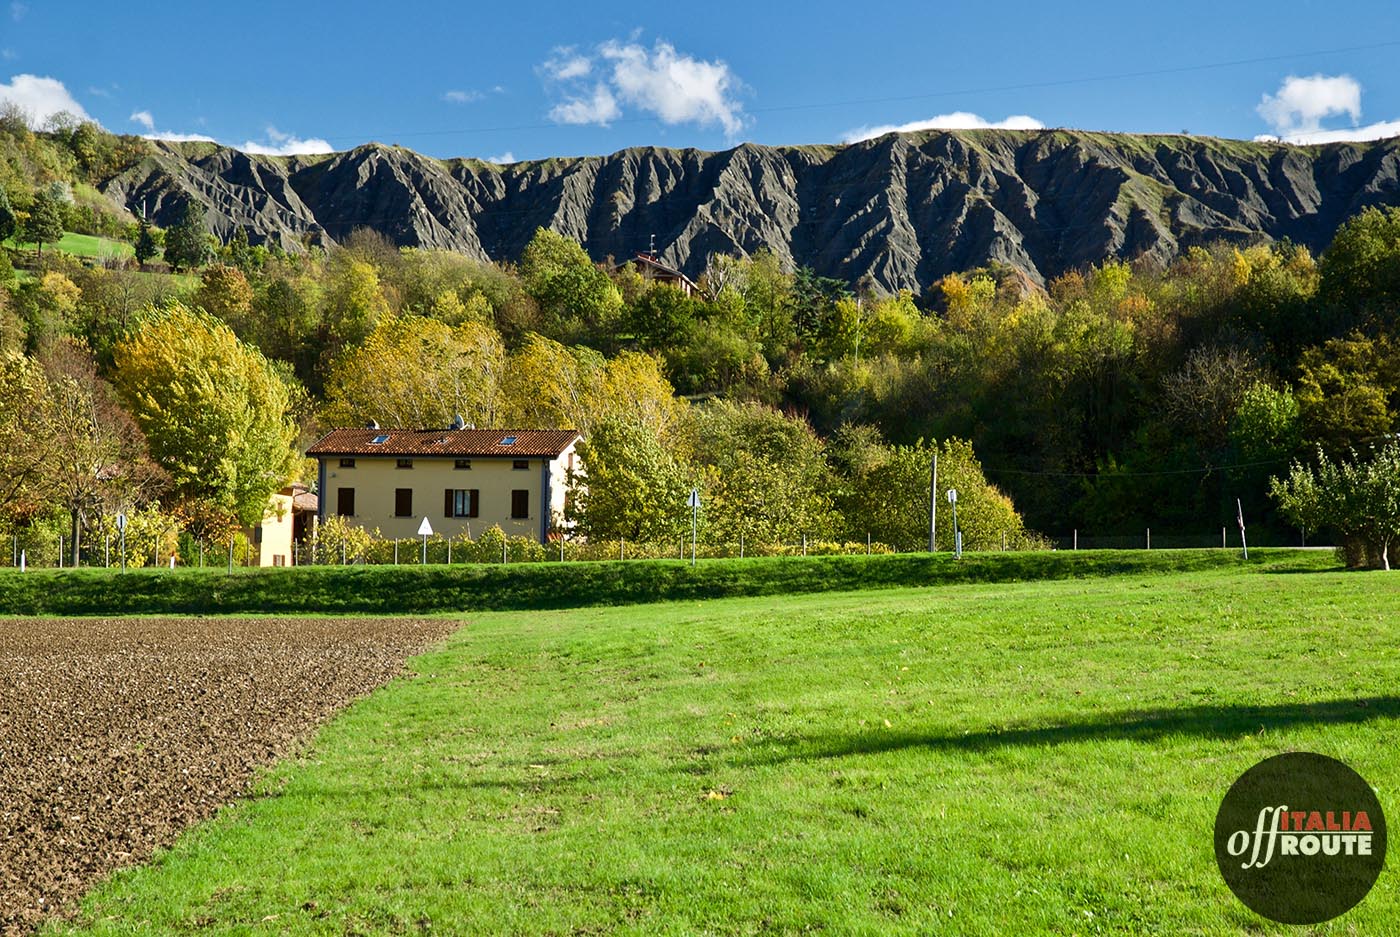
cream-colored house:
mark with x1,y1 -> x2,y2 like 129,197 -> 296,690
250,488 -> 295,567
307,427 -> 582,543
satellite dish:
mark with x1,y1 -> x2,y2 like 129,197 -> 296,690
366,419 -> 380,430
450,413 -> 465,431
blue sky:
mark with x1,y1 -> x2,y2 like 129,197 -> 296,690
3,0 -> 1398,161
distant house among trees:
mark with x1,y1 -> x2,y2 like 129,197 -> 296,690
307,425 -> 582,545
622,249 -> 704,299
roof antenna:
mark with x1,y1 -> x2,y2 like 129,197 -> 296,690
450,413 -> 465,431
366,419 -> 379,430
649,233 -> 656,258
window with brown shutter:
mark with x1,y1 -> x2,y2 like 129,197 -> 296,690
469,489 -> 479,517
395,488 -> 413,517
511,489 -> 529,519
337,488 -> 355,516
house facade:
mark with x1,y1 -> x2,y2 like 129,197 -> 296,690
307,427 -> 582,544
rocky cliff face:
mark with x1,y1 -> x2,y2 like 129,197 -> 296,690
98,130 -> 1400,291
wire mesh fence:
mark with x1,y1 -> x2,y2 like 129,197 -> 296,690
0,525 -> 1332,570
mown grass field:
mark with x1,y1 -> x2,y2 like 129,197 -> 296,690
45,554 -> 1398,935
4,231 -> 133,259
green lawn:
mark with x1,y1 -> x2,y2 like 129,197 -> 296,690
54,561 -> 1400,935
4,231 -> 134,259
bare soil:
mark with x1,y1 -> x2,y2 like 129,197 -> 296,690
0,616 -> 459,935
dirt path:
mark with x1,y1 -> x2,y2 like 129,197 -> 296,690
0,616 -> 460,935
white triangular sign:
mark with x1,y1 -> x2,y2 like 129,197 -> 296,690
417,517 -> 434,537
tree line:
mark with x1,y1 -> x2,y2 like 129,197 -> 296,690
3,113 -> 1400,565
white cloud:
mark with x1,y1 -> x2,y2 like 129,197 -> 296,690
1257,74 -> 1362,136
540,37 -> 747,136
1253,73 -> 1400,144
599,39 -> 745,136
541,47 -> 593,82
0,73 -> 89,125
486,152 -> 516,164
137,121 -> 330,155
129,109 -> 155,131
842,111 -> 1045,144
443,89 -> 484,104
238,125 -> 333,156
1255,119 -> 1400,145
142,130 -> 218,144
549,82 -> 621,126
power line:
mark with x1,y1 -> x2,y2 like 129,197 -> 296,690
981,456 -> 1291,479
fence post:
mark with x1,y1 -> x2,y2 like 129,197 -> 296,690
1146,528 -> 1151,550
199,542 -> 204,568
802,534 -> 807,556
447,536 -> 452,565
503,538 -> 508,564
620,538 -> 625,561
228,539 -> 234,573
1222,527 -> 1226,549
341,540 -> 347,566
394,541 -> 399,565
58,535 -> 63,569
1002,532 -> 1006,552
739,532 -> 744,559
867,532 -> 871,555
105,536 -> 110,568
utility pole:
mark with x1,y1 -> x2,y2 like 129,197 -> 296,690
928,449 -> 938,552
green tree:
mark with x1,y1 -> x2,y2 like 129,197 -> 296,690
133,217 -> 159,266
1295,333 -> 1399,451
162,202 -> 213,272
565,416 -> 690,541
1319,205 -> 1400,333
21,190 -> 64,260
518,228 -> 623,341
112,302 -> 298,530
691,401 -> 836,544
0,182 -> 16,243
1272,441 -> 1400,569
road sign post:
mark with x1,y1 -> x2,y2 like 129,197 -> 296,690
418,517 -> 433,565
946,489 -> 961,559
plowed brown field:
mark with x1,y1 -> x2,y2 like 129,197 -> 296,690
0,616 -> 459,935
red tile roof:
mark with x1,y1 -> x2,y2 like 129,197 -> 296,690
307,428 -> 581,458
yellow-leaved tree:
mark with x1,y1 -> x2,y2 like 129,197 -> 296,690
112,302 -> 298,532
320,314 -> 505,429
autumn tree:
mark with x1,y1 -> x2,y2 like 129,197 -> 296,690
0,352 -> 59,521
40,340 -> 167,563
193,264 -> 255,333
321,314 -> 505,429
112,302 -> 298,531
